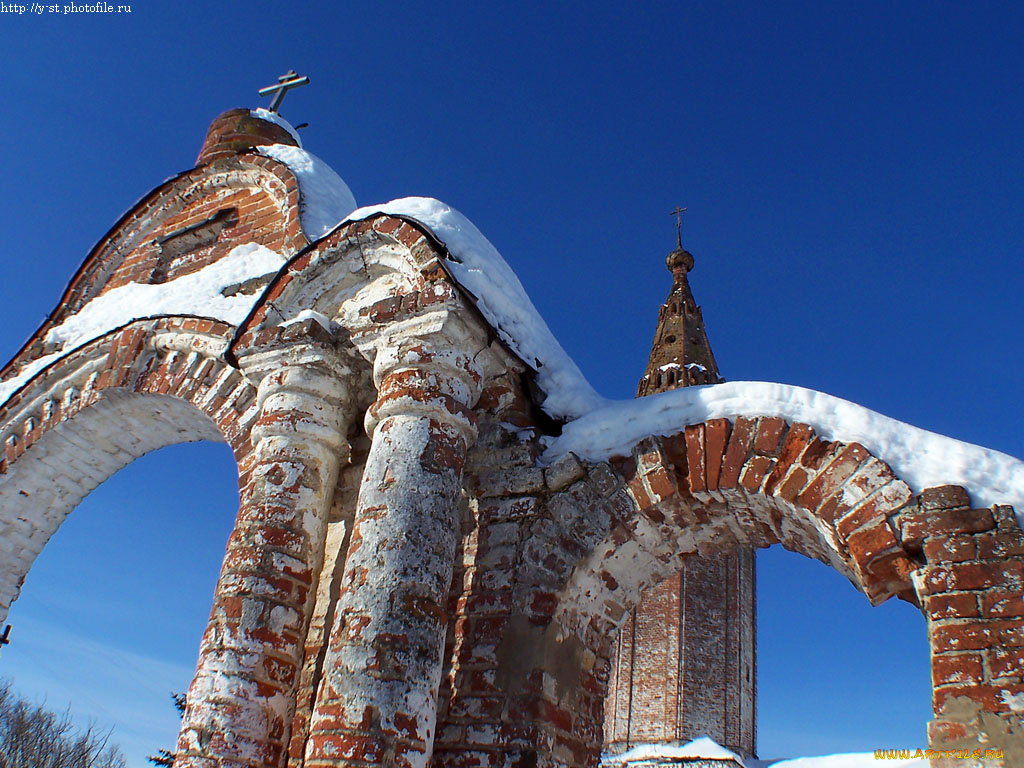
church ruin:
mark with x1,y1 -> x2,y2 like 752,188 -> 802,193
1,106 -> 1021,768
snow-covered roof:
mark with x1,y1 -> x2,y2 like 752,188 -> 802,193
545,381 -> 1024,515
339,197 -> 607,421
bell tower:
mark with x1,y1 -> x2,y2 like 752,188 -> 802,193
603,233 -> 757,760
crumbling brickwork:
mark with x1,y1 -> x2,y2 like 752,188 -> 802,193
1,109 -> 1021,768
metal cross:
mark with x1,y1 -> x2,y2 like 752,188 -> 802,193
670,206 -> 688,248
258,70 -> 310,113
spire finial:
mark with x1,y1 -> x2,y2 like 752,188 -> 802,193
258,70 -> 310,114
670,206 -> 687,249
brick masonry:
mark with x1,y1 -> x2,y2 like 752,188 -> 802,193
606,245 -> 756,760
0,110 -> 1021,768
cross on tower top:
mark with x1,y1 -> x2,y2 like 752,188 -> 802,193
670,206 -> 688,248
258,70 -> 310,114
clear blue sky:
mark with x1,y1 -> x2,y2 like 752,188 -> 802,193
0,2 -> 1021,765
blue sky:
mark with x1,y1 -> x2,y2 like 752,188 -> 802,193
0,1 -> 1021,765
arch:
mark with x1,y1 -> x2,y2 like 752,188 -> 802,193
0,318 -> 257,625
480,416 -> 1024,766
554,418 -> 916,637
233,213 -> 464,361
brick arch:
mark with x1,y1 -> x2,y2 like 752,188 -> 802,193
231,213 -> 463,366
497,416 -> 1024,766
557,417 -> 917,637
0,317 -> 257,626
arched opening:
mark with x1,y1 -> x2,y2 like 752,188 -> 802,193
756,544 -> 931,758
599,543 -> 930,760
0,439 -> 239,766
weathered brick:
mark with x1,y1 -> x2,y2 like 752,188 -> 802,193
932,652 -> 985,686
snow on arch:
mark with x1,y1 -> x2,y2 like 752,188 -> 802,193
0,243 -> 286,408
543,381 -> 1024,517
251,107 -> 357,241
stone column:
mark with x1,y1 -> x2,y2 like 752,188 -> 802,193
176,334 -> 354,768
305,333 -> 483,768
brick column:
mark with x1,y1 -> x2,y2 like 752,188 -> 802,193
176,333 -> 354,768
304,336 -> 482,768
894,486 -> 1024,767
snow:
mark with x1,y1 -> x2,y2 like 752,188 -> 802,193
256,144 -> 357,240
3,150 -> 1022,525
544,380 -> 1024,518
614,736 -> 743,763
250,108 -> 302,146
0,243 -> 285,407
607,738 -> 928,768
658,362 -> 707,372
279,308 -> 334,333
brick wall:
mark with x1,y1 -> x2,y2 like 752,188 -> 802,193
1,111 -> 1021,768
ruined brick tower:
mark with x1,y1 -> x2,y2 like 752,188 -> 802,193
603,241 -> 757,759
1,107 -> 1022,768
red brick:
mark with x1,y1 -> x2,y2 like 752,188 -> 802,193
975,531 -> 1024,559
846,523 -> 901,566
776,467 -> 810,503
921,485 -> 971,511
931,622 -> 994,652
926,592 -> 980,620
925,561 -> 1024,593
764,423 -> 815,495
645,466 -> 677,501
753,416 -> 786,455
704,418 -> 730,491
922,535 -> 978,563
719,416 -> 756,489
626,475 -> 654,511
981,592 -> 1024,618
989,647 -> 1024,678
684,423 -> 706,494
900,508 -> 996,547
834,497 -> 888,541
739,455 -> 774,493
932,652 -> 985,686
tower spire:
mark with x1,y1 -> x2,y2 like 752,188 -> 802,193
636,222 -> 722,397
603,219 -> 756,762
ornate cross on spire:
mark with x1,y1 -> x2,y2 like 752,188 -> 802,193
258,70 -> 310,113
670,206 -> 688,248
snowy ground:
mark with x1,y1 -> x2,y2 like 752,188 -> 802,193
607,737 -> 931,767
